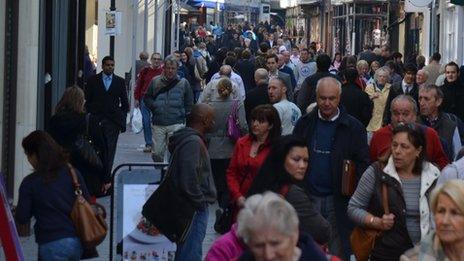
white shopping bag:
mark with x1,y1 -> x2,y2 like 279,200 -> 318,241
131,108 -> 143,134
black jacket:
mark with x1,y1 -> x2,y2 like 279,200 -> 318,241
383,82 -> 419,125
441,79 -> 464,122
293,107 -> 369,258
340,83 -> 373,127
244,84 -> 270,123
85,72 -> 129,131
235,59 -> 256,91
296,71 -> 340,113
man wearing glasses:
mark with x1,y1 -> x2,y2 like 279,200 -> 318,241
134,53 -> 164,153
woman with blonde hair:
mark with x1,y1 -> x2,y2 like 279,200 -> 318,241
401,180 -> 464,260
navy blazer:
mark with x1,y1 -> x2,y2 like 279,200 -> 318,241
85,72 -> 129,131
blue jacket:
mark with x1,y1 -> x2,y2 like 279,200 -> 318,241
293,107 -> 369,259
144,75 -> 194,126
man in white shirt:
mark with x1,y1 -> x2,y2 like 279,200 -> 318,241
290,47 -> 300,65
268,77 -> 301,135
211,62 -> 245,100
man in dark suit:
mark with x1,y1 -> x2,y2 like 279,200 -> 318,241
383,63 -> 418,125
245,68 -> 270,124
85,56 -> 129,182
266,54 -> 293,101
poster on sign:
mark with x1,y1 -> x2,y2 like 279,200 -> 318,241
122,184 -> 176,261
0,174 -> 24,261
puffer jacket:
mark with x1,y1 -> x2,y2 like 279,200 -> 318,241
144,75 -> 194,126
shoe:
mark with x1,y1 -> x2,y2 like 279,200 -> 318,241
143,145 -> 152,153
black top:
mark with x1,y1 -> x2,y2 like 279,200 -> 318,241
15,167 -> 90,244
235,59 -> 256,91
340,83 -> 373,127
244,84 -> 270,123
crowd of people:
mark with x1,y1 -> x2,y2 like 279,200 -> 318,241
12,20 -> 464,261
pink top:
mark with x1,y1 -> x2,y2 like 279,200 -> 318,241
204,224 -> 246,261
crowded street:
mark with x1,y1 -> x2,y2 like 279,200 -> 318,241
1,0 -> 464,260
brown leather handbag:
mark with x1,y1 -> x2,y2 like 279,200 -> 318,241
341,159 -> 357,196
68,165 -> 108,248
350,181 -> 389,261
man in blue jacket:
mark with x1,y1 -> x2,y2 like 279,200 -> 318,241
293,77 -> 369,259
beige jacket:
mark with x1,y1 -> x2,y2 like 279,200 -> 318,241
365,82 -> 391,132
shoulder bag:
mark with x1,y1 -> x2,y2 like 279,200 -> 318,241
350,165 -> 389,261
73,114 -> 103,171
68,164 -> 108,248
226,100 -> 241,141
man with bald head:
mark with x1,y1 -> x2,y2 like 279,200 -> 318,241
167,103 -> 216,260
210,57 -> 246,100
293,77 -> 369,259
244,68 -> 271,122
370,94 -> 449,169
198,65 -> 241,103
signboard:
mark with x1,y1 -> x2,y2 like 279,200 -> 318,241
106,11 -> 122,36
0,174 -> 24,261
404,0 -> 430,12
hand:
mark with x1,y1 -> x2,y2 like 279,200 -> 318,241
134,100 -> 140,108
237,196 -> 246,208
378,214 -> 395,231
101,183 -> 112,194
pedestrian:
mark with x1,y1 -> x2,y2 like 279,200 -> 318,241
226,105 -> 281,220
48,86 -> 108,197
295,48 -> 317,93
211,56 -> 246,100
365,67 -> 392,137
416,69 -> 429,89
370,95 -> 449,169
167,104 -> 217,260
134,52 -> 164,153
16,130 -> 90,260
199,65 -> 241,103
441,61 -> 464,121
244,68 -> 270,123
385,60 -> 403,85
401,180 -> 464,260
85,56 -> 129,176
277,53 -> 297,91
292,77 -> 370,259
236,192 -> 329,261
267,77 -> 301,135
329,52 -> 342,73
246,135 -> 331,245
235,49 -> 256,91
143,55 -> 194,163
135,51 -> 150,77
348,124 -> 439,260
204,78 -> 248,214
265,54 -> 293,101
423,52 -> 442,86
438,148 -> 464,185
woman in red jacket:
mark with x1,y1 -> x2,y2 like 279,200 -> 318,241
226,104 -> 282,213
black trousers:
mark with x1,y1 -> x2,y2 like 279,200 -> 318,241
100,118 -> 120,176
210,158 -> 231,209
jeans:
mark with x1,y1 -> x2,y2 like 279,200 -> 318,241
309,195 -> 345,259
39,237 -> 82,261
175,207 -> 209,261
151,123 -> 184,163
140,99 -> 153,147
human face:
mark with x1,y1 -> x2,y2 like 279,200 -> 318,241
434,194 -> 464,245
282,52 -> 290,63
102,59 -> 115,75
445,65 -> 459,83
316,83 -> 340,120
180,53 -> 188,63
174,53 -> 181,61
335,54 -> 342,62
284,147 -> 309,181
277,56 -> 285,68
358,65 -> 369,77
266,58 -> 278,73
376,72 -> 388,85
164,62 -> 178,80
292,48 -> 299,57
404,71 -> 416,84
151,54 -> 162,67
248,227 -> 298,261
391,132 -> 422,172
391,100 -> 417,127
26,153 -> 38,170
268,79 -> 286,103
419,89 -> 441,117
371,62 -> 380,72
416,70 -> 427,85
251,119 -> 272,139
300,51 -> 309,63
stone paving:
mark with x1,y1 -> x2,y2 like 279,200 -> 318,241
6,130 -> 219,260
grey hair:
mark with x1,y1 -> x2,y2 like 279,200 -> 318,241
236,191 -> 299,244
430,180 -> 464,216
390,94 -> 418,114
374,66 -> 391,83
417,69 -> 429,79
164,55 -> 179,68
315,77 -> 342,95
255,68 -> 269,81
420,84 -> 444,100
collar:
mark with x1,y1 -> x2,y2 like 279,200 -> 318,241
269,71 -> 279,77
317,108 -> 340,121
103,73 -> 113,79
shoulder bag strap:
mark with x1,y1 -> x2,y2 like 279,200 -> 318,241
382,183 -> 389,215
67,163 -> 82,195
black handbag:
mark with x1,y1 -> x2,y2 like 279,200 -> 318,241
73,114 -> 103,171
214,206 -> 233,234
142,170 -> 196,243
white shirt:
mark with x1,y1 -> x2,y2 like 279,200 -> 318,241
211,72 -> 245,100
295,61 -> 317,90
273,99 -> 302,135
318,108 -> 340,122
402,80 -> 414,94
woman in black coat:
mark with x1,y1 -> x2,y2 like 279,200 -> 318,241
48,86 -> 108,198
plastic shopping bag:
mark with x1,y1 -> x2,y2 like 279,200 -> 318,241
131,108 -> 143,134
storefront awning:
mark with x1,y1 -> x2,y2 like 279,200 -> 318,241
187,0 -> 224,9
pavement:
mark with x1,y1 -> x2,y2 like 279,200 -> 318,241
8,130 -> 219,260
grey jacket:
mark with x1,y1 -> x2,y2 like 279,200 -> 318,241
144,75 -> 194,126
276,71 -> 294,101
168,127 -> 217,209
205,96 -> 248,159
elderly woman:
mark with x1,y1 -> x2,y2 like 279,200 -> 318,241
236,192 -> 328,261
401,180 -> 464,260
365,66 -> 392,141
357,60 -> 372,85
348,124 -> 440,260
247,135 -> 331,245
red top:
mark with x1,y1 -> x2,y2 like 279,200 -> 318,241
226,135 -> 271,202
370,124 -> 449,170
134,65 -> 164,101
